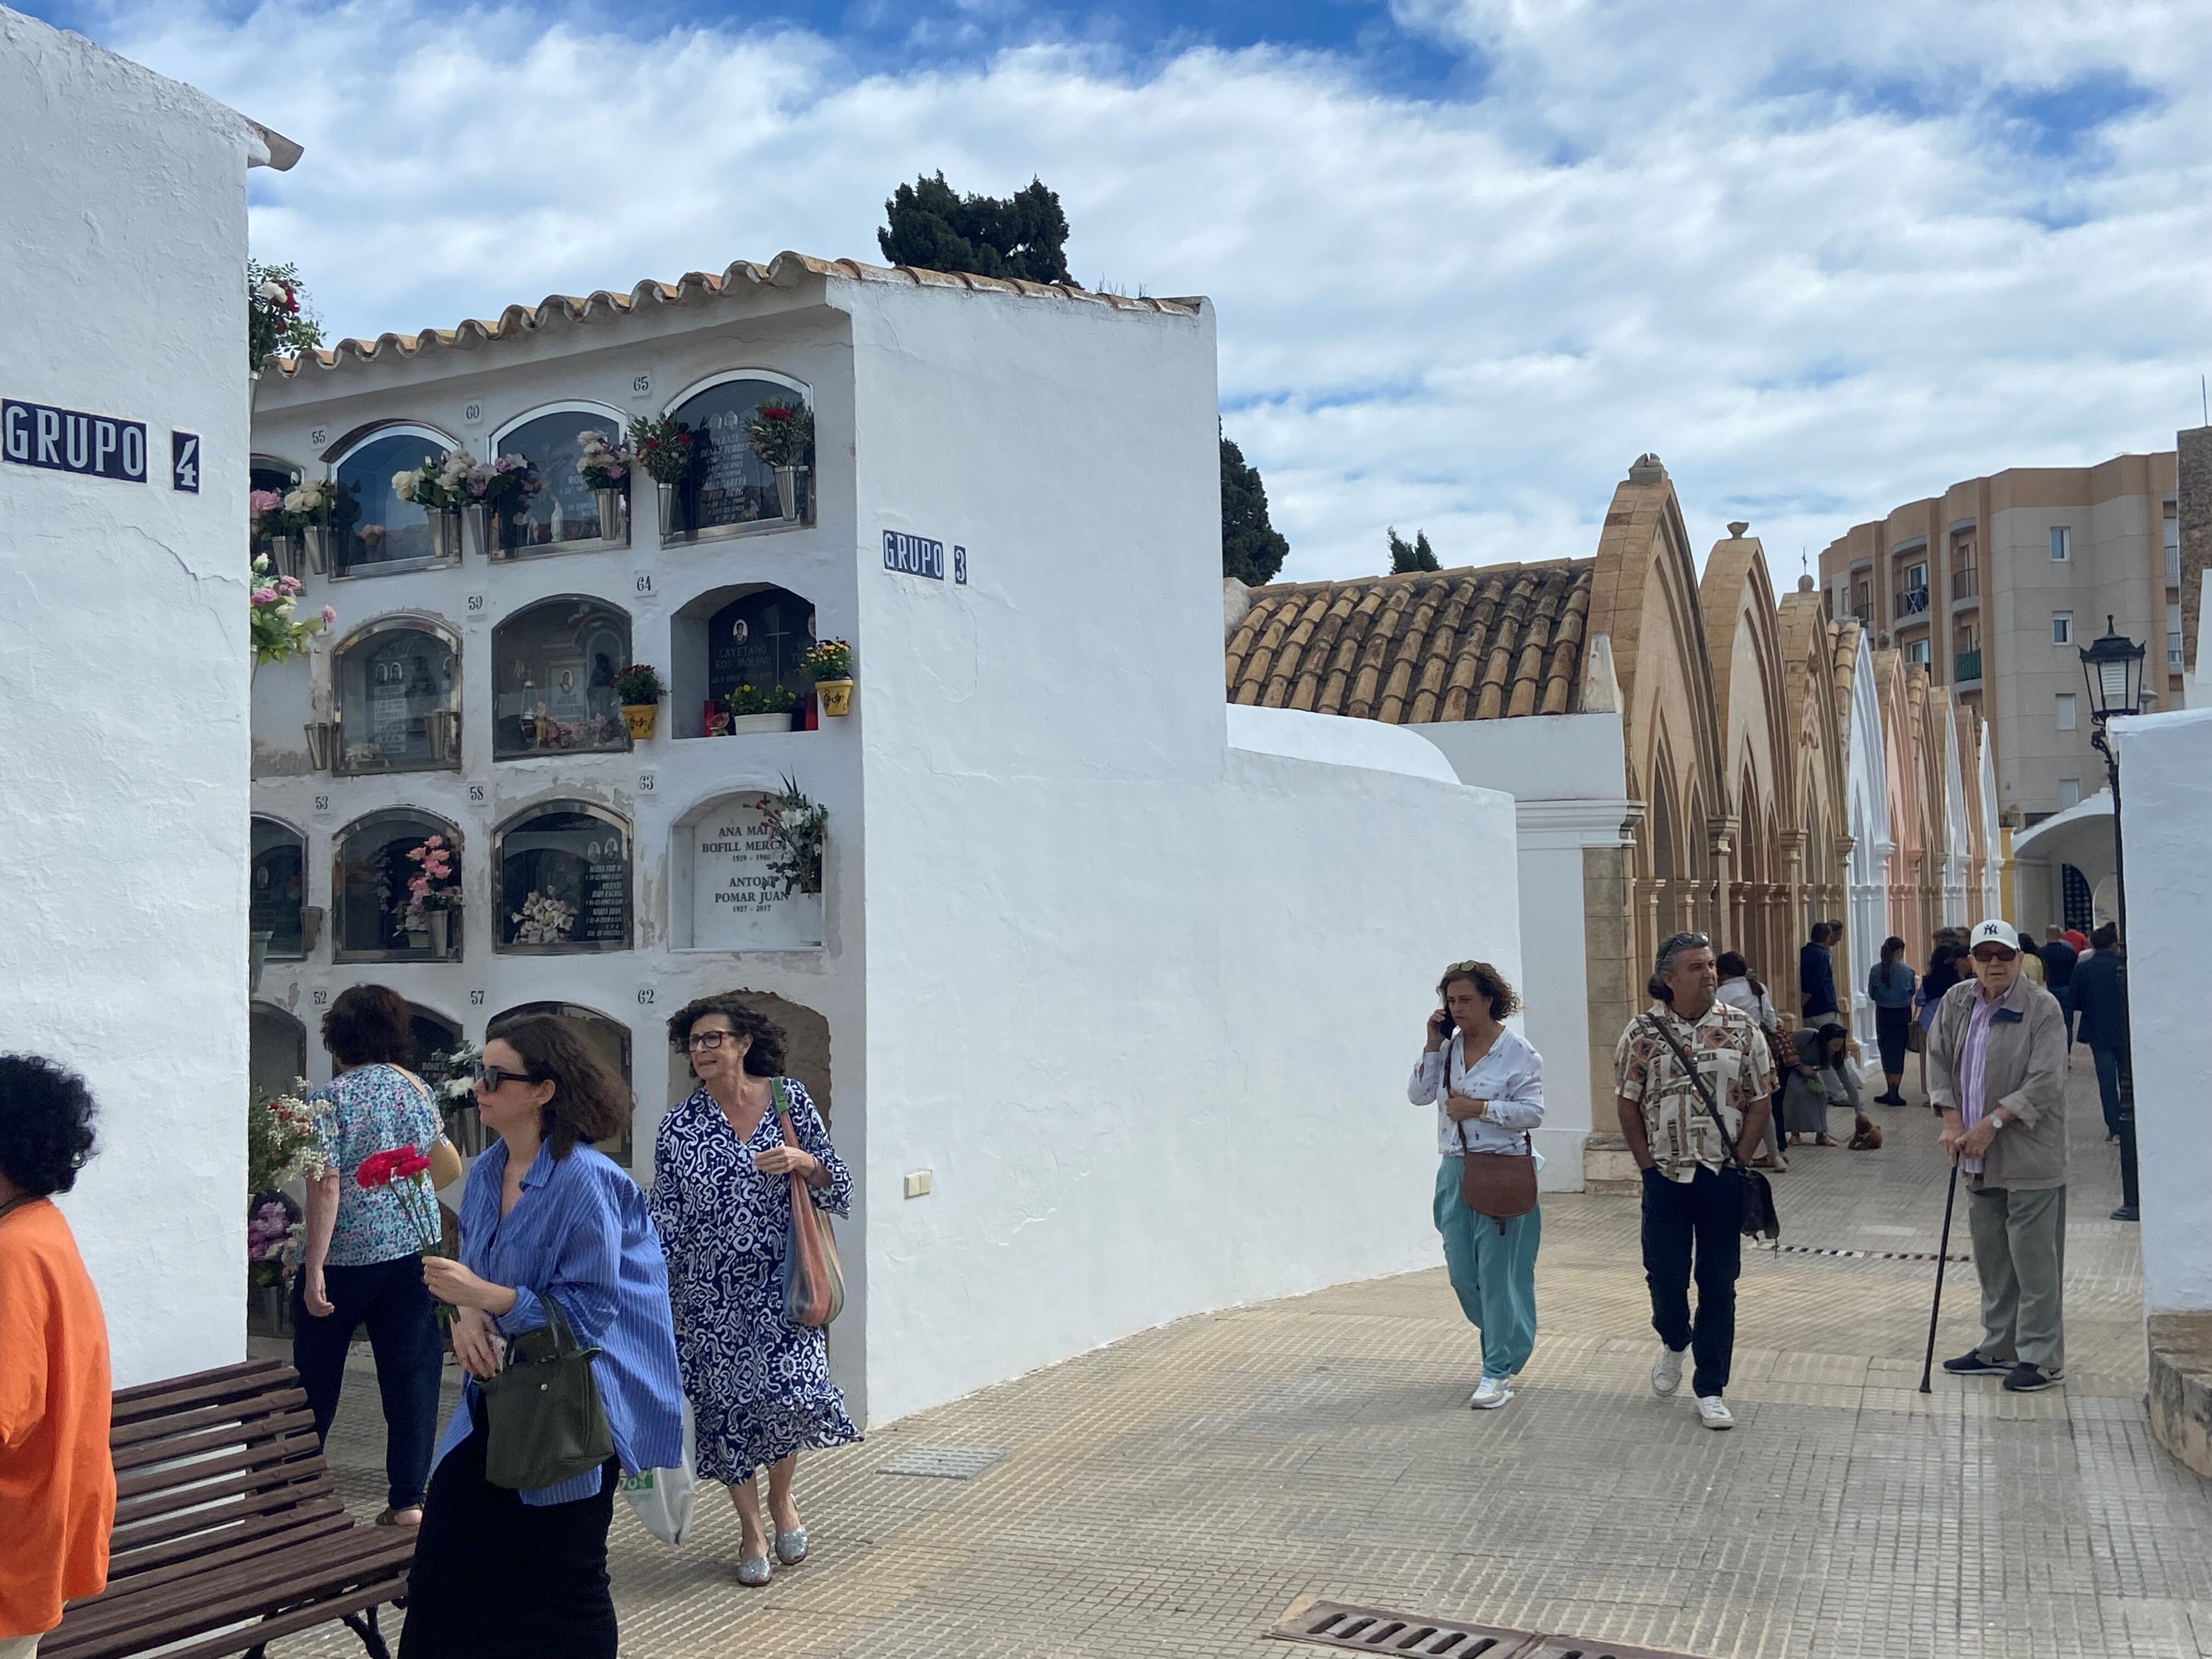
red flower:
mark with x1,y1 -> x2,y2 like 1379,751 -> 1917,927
354,1147 -> 432,1188
761,405 -> 794,421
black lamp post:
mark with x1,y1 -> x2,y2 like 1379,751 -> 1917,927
2080,616 -> 2146,1222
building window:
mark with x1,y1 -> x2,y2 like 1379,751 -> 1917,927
492,597 -> 630,758
250,817 -> 308,958
2055,693 -> 2077,732
2062,863 -> 2093,929
2050,526 -> 2070,562
332,810 -> 464,962
1906,561 -> 1927,591
667,374 -> 812,535
2058,778 -> 2081,811
331,427 -> 463,576
494,802 -> 632,952
331,619 -> 461,774
2052,612 -> 2072,645
489,407 -> 628,556
1903,637 -> 1930,667
2171,602 -> 2186,669
2167,506 -> 2182,587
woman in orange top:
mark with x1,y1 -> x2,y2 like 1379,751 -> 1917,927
0,1054 -> 114,1657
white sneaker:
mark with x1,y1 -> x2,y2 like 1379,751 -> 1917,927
1696,1395 -> 1734,1430
1651,1344 -> 1686,1398
1468,1376 -> 1515,1410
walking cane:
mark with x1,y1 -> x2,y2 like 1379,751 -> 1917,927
1918,1156 -> 1962,1393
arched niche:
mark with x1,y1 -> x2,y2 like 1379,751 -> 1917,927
668,789 -> 825,952
251,454 -> 305,496
489,1001 -> 634,1164
493,800 -> 632,952
489,403 -> 629,555
333,809 -> 465,962
669,582 -> 817,739
408,1003 -> 473,1153
492,596 -> 630,759
331,617 -> 461,774
251,816 -> 309,958
665,371 -> 812,536
665,989 -> 833,1125
330,425 -> 463,576
250,1002 -> 308,1102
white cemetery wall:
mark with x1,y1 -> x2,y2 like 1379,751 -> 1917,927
2116,707 -> 2212,1314
842,280 -> 1523,1425
0,10 -> 257,1384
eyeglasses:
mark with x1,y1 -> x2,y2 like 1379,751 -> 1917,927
685,1029 -> 740,1051
1971,947 -> 2017,963
470,1061 -> 537,1093
1443,960 -> 1483,977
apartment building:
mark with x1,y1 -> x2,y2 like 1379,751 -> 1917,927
1818,449 -> 2190,827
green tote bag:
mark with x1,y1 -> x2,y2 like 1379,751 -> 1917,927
478,1291 -> 615,1491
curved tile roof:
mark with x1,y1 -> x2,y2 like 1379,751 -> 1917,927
1226,560 -> 1594,724
274,251 -> 1201,376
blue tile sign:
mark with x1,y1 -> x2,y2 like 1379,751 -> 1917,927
2,399 -> 148,483
883,530 -> 945,580
171,431 -> 200,493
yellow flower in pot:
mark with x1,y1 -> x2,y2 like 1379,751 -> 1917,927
612,663 -> 665,741
801,639 -> 855,717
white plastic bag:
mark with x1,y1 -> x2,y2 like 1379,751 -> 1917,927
619,1399 -> 698,1546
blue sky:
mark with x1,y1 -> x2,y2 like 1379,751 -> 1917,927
34,0 -> 2212,582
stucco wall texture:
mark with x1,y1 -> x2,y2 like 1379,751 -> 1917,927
1,8 -> 257,1385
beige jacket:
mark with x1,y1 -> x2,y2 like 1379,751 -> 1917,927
1926,974 -> 2068,1189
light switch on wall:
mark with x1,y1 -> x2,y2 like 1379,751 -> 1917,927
904,1170 -> 933,1199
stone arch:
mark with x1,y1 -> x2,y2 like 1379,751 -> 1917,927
1700,533 -> 1793,972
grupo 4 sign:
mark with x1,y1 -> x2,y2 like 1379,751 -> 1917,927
3,399 -> 149,483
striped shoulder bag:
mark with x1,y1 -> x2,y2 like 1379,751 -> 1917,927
774,1077 -> 845,1327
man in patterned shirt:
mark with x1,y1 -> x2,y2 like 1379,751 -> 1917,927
1615,931 -> 1778,1430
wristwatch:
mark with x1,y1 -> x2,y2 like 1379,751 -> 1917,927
1989,1112 -> 2008,1131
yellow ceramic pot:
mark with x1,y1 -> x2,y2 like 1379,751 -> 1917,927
622,704 -> 658,740
815,679 -> 854,717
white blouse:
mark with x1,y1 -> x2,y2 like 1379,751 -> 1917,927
1407,1025 -> 1545,1156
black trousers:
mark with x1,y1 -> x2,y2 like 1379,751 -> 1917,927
1640,1165 -> 1742,1398
1875,1005 -> 1912,1076
292,1255 -> 442,1510
400,1398 -> 621,1659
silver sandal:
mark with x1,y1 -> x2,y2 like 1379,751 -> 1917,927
737,1555 -> 772,1587
775,1526 -> 808,1565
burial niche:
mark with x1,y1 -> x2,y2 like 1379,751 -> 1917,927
333,810 -> 463,961
250,816 -> 308,958
493,597 -> 629,759
669,375 -> 809,534
492,407 -> 625,554
495,802 -> 632,952
670,790 -> 825,951
332,428 -> 458,575
332,619 -> 460,774
250,1003 -> 307,1102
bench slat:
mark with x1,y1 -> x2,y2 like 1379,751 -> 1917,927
112,1427 -> 323,1502
111,1406 -> 317,1476
49,1576 -> 405,1659
110,1361 -> 289,1422
111,1468 -> 331,1555
104,1496 -> 349,1585
111,1387 -> 310,1454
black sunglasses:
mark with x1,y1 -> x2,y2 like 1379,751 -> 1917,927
470,1061 -> 538,1092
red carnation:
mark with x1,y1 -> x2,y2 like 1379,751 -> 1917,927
354,1148 -> 407,1188
762,405 -> 794,422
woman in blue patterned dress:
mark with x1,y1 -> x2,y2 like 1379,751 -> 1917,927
652,996 -> 857,1587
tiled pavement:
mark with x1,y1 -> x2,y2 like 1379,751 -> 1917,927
279,1059 -> 2212,1658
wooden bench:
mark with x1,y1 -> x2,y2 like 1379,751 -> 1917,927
46,1358 -> 415,1659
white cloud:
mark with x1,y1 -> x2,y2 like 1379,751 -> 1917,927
76,0 -> 2212,582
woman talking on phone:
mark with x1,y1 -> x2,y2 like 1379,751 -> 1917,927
1408,960 -> 1545,1410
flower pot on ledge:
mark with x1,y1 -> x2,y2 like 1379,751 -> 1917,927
726,712 -> 794,736
623,703 -> 659,741
814,679 -> 854,718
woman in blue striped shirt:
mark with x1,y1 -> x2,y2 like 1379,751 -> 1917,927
400,1017 -> 684,1659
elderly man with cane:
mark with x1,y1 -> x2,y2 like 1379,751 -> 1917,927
1924,918 -> 2069,1393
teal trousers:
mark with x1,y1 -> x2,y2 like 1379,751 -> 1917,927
1432,1155 -> 1542,1379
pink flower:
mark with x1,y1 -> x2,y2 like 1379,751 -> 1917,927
249,489 -> 283,514
426,836 -> 444,848
320,606 -> 337,625
251,586 -> 278,605
277,577 -> 302,595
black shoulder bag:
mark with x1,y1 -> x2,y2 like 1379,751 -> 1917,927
1638,1015 -> 1780,1243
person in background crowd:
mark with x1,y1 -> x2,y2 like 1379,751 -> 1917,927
653,998 -> 858,1585
1931,919 -> 2070,1393
1916,932 -> 1965,1103
1867,937 -> 1917,1106
1410,961 -> 1546,1410
1781,1022 -> 1865,1148
2064,925 -> 2089,955
2069,923 -> 2130,1145
0,1056 -> 114,1659
297,985 -> 461,1530
1616,933 -> 1777,1431
1798,922 -> 1839,1023
2040,926 -> 2079,1057
1716,953 -> 1786,1171
403,1019 -> 684,1659
2017,942 -> 2046,986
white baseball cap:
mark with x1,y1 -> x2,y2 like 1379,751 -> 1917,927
1968,918 -> 2021,954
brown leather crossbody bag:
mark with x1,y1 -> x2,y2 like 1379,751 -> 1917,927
1444,1030 -> 1538,1229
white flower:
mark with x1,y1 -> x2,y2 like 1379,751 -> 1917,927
283,488 -> 306,513
254,279 -> 286,302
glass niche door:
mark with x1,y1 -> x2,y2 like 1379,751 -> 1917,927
493,599 -> 629,758
250,817 -> 308,957
332,430 -> 458,574
495,804 -> 632,952
670,377 -> 809,533
493,410 -> 624,554
334,623 -> 460,774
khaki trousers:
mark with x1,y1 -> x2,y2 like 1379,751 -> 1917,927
0,1633 -> 42,1657
1966,1179 -> 2066,1372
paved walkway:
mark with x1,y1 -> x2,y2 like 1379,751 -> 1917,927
287,1059 -> 2212,1658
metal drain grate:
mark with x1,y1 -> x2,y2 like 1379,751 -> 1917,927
1268,1598 -> 1534,1656
876,1444 -> 1006,1480
1773,1243 -> 1970,1264
1269,1599 -> 1710,1659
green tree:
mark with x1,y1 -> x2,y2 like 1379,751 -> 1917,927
1387,527 -> 1439,573
877,173 -> 1073,285
1221,432 -> 1289,586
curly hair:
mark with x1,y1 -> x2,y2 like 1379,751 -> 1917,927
664,994 -> 786,1077
0,1054 -> 99,1198
484,1016 -> 631,1161
323,984 -> 415,1070
1436,960 -> 1522,1023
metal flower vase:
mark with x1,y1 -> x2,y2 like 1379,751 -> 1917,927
428,910 -> 452,960
425,709 -> 459,764
774,465 -> 804,522
464,503 -> 496,560
426,507 -> 462,561
249,930 -> 274,994
303,720 -> 336,771
265,534 -> 302,580
655,482 -> 685,542
594,488 -> 629,545
302,524 -> 331,575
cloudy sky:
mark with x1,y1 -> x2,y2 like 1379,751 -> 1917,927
32,0 -> 2212,583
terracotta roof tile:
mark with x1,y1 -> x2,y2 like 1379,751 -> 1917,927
1226,561 -> 1593,724
276,251 -> 1202,375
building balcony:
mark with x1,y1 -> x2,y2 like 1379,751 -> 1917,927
1894,586 -> 1930,619
1950,566 -> 1978,600
1955,649 -> 1983,684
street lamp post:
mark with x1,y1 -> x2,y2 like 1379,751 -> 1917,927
2080,617 -> 2145,1223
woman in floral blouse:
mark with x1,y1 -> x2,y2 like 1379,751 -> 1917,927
651,996 -> 857,1587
